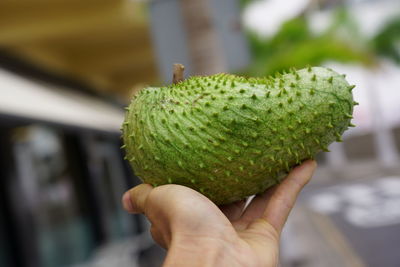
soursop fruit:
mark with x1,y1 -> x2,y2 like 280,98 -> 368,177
122,67 -> 356,205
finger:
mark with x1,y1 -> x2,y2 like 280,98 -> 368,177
122,184 -> 153,214
249,160 -> 317,234
235,186 -> 277,230
220,199 -> 246,221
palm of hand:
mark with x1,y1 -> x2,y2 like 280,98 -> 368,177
123,160 -> 316,267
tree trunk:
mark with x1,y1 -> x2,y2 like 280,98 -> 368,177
179,0 -> 226,75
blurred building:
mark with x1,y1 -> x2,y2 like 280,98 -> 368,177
0,0 -> 250,266
0,1 -> 161,266
0,0 -> 159,102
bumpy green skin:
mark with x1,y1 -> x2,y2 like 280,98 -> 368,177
122,67 -> 355,205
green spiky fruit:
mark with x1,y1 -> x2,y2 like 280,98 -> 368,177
122,67 -> 355,205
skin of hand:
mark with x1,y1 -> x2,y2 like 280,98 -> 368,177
122,160 -> 317,267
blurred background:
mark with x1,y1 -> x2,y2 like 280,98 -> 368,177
0,0 -> 399,266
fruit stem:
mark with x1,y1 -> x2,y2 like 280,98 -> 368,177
173,63 -> 185,84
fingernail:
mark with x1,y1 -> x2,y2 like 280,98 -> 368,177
122,191 -> 134,212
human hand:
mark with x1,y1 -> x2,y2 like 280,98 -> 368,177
122,160 -> 317,267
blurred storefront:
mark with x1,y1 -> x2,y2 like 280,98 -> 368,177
0,1 -> 161,266
0,68 -> 149,266
0,0 -> 158,101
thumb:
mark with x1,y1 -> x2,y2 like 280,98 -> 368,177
122,184 -> 233,237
